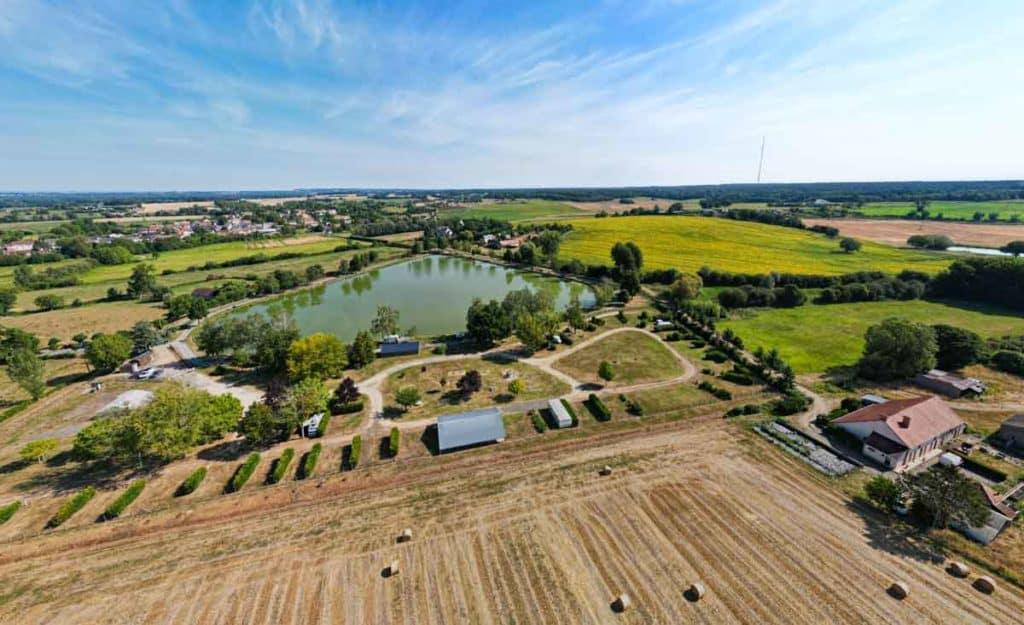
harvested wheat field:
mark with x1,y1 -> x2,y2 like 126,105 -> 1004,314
1,417 -> 1020,624
805,218 -> 1024,247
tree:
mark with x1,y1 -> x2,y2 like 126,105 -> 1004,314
857,318 -> 936,381
900,464 -> 990,529
466,299 -> 512,345
864,475 -> 901,509
166,294 -> 192,320
394,386 -> 420,411
85,333 -> 133,373
370,304 -> 400,338
774,284 -> 806,308
0,327 -> 39,363
535,231 -> 562,258
611,241 -> 643,273
130,321 -> 162,355
0,288 -> 15,316
508,378 -> 524,396
457,370 -> 483,395
515,310 -> 557,353
188,296 -> 209,320
839,237 -> 862,253
331,377 -> 360,412
349,330 -> 377,368
563,298 -> 585,333
126,263 -> 159,300
598,360 -> 615,382
1001,240 -> 1024,256
932,324 -> 985,370
286,333 -> 347,381
277,377 -> 330,428
254,313 -> 300,373
20,438 -> 58,464
6,348 -> 46,400
667,273 -> 702,306
305,264 -> 325,281
32,294 -> 63,311
237,403 -> 282,446
47,336 -> 60,350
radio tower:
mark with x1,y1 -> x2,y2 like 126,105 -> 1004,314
756,136 -> 766,183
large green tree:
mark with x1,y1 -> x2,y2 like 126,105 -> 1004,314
667,273 -> 702,307
85,333 -> 133,373
254,313 -> 300,373
0,289 -> 16,316
466,298 -> 513,345
130,321 -> 162,355
6,348 -> 46,400
286,333 -> 347,381
348,330 -> 377,368
857,318 -> 936,381
932,324 -> 985,370
126,263 -> 159,300
900,464 -> 990,529
0,327 -> 39,363
370,304 -> 400,338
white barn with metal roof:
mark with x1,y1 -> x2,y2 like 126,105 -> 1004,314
547,398 -> 572,429
437,407 -> 506,453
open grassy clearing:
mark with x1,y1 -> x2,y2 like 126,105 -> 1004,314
441,199 -> 597,222
0,221 -> 70,233
382,356 -> 570,419
553,330 -> 682,387
0,357 -> 90,406
558,215 -> 951,275
720,299 -> 1024,374
2,301 -> 166,342
856,200 -> 1024,220
805,218 -> 1024,248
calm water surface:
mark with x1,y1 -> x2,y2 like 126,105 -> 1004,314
236,255 -> 596,341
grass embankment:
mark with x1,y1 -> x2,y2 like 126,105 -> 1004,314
441,200 -> 594,222
558,215 -> 951,275
720,299 -> 1024,374
856,200 -> 1024,220
553,331 -> 682,386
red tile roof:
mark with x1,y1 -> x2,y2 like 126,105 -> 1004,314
979,483 -> 1019,520
834,395 -> 964,449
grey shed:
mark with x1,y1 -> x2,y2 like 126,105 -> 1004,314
437,407 -> 507,453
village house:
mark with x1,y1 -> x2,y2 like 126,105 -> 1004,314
833,395 -> 966,471
2,239 -> 35,256
913,369 -> 986,398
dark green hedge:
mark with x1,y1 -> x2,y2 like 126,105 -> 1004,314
176,467 -> 207,497
48,486 -> 96,528
334,400 -> 364,415
102,479 -> 146,520
531,411 -> 547,433
560,399 -> 579,427
348,435 -> 362,469
299,443 -> 322,479
0,500 -> 21,525
389,427 -> 400,458
267,448 -> 294,484
227,453 -> 261,493
316,414 -> 331,437
586,394 -> 612,422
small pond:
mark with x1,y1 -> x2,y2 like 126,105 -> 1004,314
234,255 -> 596,341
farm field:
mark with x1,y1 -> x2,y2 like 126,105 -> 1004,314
558,216 -> 952,275
804,218 -> 1024,248
0,220 -> 70,233
0,357 -> 90,405
1,416 -> 1021,624
720,299 -> 1024,374
2,301 -> 166,342
855,200 -> 1024,220
553,331 -> 683,387
441,199 -> 597,222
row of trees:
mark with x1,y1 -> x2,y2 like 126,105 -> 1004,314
465,288 -> 564,352
857,318 -> 988,381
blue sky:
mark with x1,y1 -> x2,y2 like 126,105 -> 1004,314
1,0 -> 1022,191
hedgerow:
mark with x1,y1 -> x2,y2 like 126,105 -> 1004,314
315,414 -> 331,437
586,393 -> 612,422
0,500 -> 21,525
102,479 -> 146,520
48,486 -> 96,528
560,399 -> 579,426
176,467 -> 207,496
298,443 -> 321,479
227,453 -> 260,493
388,427 -> 400,458
267,448 -> 295,484
721,370 -> 754,385
347,435 -> 362,470
698,380 -> 733,400
531,410 -> 547,433
333,400 -> 364,414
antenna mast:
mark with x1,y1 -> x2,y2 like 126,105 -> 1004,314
757,136 -> 766,183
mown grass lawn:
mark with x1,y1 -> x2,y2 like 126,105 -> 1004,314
856,200 -> 1024,220
553,331 -> 682,386
558,215 -> 951,275
441,200 -> 594,222
720,299 -> 1024,374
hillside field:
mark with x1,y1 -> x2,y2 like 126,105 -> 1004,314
441,200 -> 596,222
720,300 -> 1024,374
558,216 -> 952,275
855,200 -> 1024,220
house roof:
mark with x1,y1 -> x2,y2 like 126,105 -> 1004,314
547,398 -> 572,427
834,395 -> 964,450
979,483 -> 1019,520
1001,414 -> 1024,428
379,341 -> 420,356
915,369 -> 985,392
864,431 -> 907,455
437,407 -> 506,452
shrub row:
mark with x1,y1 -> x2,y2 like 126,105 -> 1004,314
560,399 -> 579,427
720,370 -> 754,385
771,392 -> 811,416
620,395 -> 644,416
586,393 -> 612,422
48,486 -> 96,528
102,479 -> 146,520
227,453 -> 261,493
267,449 -> 295,484
176,467 -> 207,497
698,380 -> 733,401
530,410 -> 547,433
333,400 -> 364,415
299,443 -> 322,479
703,349 -> 729,363
389,427 -> 400,458
347,435 -> 362,470
0,500 -> 21,525
725,404 -> 762,418
316,414 -> 331,437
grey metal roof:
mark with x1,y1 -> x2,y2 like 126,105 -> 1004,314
547,398 -> 572,428
437,407 -> 506,452
379,341 -> 420,356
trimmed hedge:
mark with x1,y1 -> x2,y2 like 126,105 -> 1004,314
316,414 -> 331,437
299,443 -> 322,479
267,449 -> 295,484
347,435 -> 362,470
586,393 -> 612,422
102,479 -> 146,520
698,380 -> 733,400
334,400 -> 364,415
388,427 -> 400,458
531,410 -> 547,433
48,486 -> 96,528
176,467 -> 207,497
0,500 -> 21,525
703,349 -> 729,363
721,370 -> 754,385
227,453 -> 261,493
560,399 -> 579,427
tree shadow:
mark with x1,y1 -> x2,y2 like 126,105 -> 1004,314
17,459 -> 145,495
378,436 -> 393,460
420,425 -> 439,456
0,459 -> 30,474
482,350 -> 520,364
844,500 -> 944,565
46,372 -> 92,388
197,439 -> 251,462
494,393 -> 515,404
381,406 -> 405,419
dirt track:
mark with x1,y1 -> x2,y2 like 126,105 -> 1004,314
1,415 -> 1019,624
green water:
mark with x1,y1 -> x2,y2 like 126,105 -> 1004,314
236,255 -> 596,341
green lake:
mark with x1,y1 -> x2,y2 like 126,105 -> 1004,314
236,255 -> 596,341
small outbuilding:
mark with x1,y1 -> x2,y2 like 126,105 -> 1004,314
961,483 -> 1019,545
547,398 -> 573,429
301,413 -> 325,438
996,414 -> 1024,451
379,341 -> 420,357
437,407 -> 507,453
913,369 -> 985,398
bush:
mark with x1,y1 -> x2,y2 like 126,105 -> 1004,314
333,400 -> 364,415
299,443 -> 322,479
703,349 -> 729,363
348,435 -> 362,469
316,414 -> 331,437
0,500 -> 21,525
176,467 -> 207,496
560,399 -> 579,427
771,392 -> 811,416
721,370 -> 754,385
267,448 -> 295,484
389,427 -> 400,458
530,410 -> 547,433
586,393 -> 612,422
48,486 -> 96,528
666,332 -> 684,342
698,380 -> 732,400
624,397 -> 644,416
227,453 -> 261,492
102,479 -> 146,520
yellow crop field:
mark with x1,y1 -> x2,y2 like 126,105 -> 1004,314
558,216 -> 953,275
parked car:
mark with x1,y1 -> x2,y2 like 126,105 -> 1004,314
136,368 -> 161,380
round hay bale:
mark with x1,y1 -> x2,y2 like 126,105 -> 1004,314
611,593 -> 632,613
685,582 -> 706,602
599,465 -> 613,476
888,581 -> 909,600
398,528 -> 413,543
388,559 -> 400,577
973,576 -> 996,594
947,561 -> 970,578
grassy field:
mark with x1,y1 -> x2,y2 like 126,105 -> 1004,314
553,330 -> 682,386
558,215 -> 952,275
0,221 -> 70,233
856,200 -> 1024,220
720,299 -> 1024,374
441,199 -> 596,222
0,357 -> 90,405
2,301 -> 167,342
